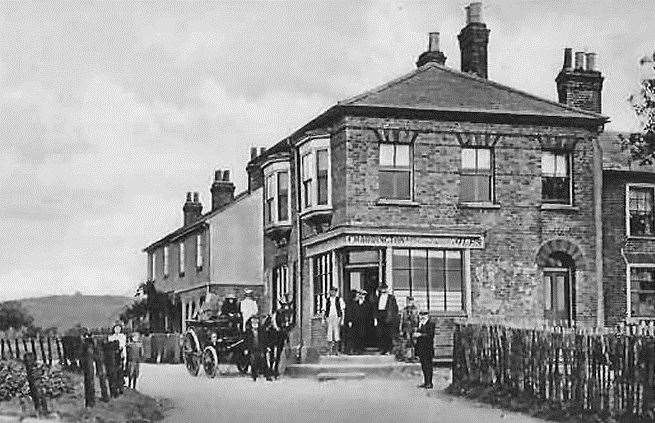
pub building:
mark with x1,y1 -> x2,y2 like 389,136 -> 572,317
254,2 -> 608,361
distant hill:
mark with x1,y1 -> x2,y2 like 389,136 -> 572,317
15,294 -> 135,332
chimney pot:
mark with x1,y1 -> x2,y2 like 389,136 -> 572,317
250,147 -> 258,160
563,48 -> 572,69
186,192 -> 192,202
428,32 -> 440,52
259,147 -> 266,156
222,170 -> 230,181
586,52 -> 597,71
193,192 -> 199,203
466,2 -> 483,24
214,169 -> 222,181
574,51 -> 585,70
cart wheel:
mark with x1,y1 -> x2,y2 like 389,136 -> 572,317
236,350 -> 250,374
203,346 -> 218,378
183,331 -> 200,377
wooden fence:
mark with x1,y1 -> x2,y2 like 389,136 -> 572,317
0,336 -> 64,366
452,320 -> 655,420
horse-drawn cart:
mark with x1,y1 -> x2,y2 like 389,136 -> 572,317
183,315 -> 249,377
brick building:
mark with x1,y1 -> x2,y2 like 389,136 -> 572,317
601,132 -> 655,325
252,2 -> 609,360
143,153 -> 266,333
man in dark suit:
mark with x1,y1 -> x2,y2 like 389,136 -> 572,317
414,311 -> 435,389
346,289 -> 370,354
373,284 -> 398,355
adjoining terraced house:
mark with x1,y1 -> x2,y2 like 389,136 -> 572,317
251,2 -> 609,361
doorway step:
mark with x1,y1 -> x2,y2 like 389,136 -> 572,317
284,354 -> 420,380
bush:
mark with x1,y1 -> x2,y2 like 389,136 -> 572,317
0,360 -> 74,401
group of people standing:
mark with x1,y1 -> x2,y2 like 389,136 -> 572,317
324,285 -> 436,389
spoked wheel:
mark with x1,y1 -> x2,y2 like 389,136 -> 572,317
183,331 -> 200,377
203,346 -> 218,378
235,349 -> 250,375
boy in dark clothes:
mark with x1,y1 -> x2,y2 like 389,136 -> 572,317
126,332 -> 143,389
244,316 -> 272,381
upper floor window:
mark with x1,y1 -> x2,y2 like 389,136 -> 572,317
263,161 -> 291,225
163,246 -> 169,277
629,266 -> 655,317
379,143 -> 411,200
542,151 -> 572,204
179,242 -> 185,276
628,185 -> 655,237
196,234 -> 203,270
460,148 -> 493,203
299,136 -> 331,211
149,253 -> 155,280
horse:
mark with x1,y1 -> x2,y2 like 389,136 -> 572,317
267,301 -> 295,379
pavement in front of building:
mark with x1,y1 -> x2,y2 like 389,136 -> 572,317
138,364 -> 547,423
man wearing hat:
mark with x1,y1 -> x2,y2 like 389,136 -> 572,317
324,286 -> 345,355
240,289 -> 259,331
401,296 -> 419,359
414,311 -> 435,389
346,289 -> 370,354
373,283 -> 398,355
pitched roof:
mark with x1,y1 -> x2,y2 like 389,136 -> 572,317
338,62 -> 607,121
599,130 -> 655,173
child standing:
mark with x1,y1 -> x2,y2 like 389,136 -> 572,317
126,332 -> 143,389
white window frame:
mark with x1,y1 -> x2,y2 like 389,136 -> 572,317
262,160 -> 292,226
460,147 -> 494,203
298,136 -> 332,213
196,233 -> 203,270
541,150 -> 573,205
626,183 -> 655,239
627,263 -> 655,319
179,241 -> 185,276
272,265 -> 289,309
163,246 -> 169,277
378,142 -> 413,201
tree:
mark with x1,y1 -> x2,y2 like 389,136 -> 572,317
0,301 -> 34,331
620,54 -> 655,164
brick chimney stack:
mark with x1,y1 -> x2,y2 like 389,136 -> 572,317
458,2 -> 490,79
246,146 -> 267,193
183,191 -> 203,226
211,169 -> 235,211
555,48 -> 604,113
416,32 -> 447,67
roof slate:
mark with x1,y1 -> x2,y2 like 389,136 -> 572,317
339,63 -> 606,120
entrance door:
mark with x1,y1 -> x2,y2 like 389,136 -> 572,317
543,269 -> 571,323
346,267 -> 379,348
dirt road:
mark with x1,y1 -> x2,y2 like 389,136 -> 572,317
139,364 -> 546,423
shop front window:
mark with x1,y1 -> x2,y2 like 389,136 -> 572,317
312,253 -> 333,314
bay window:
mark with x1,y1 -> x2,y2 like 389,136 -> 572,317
163,246 -> 169,277
628,185 -> 655,237
263,161 -> 291,225
629,266 -> 655,317
379,143 -> 411,200
542,151 -> 572,204
299,136 -> 331,211
196,233 -> 203,270
461,147 -> 493,203
179,242 -> 185,276
392,248 -> 463,312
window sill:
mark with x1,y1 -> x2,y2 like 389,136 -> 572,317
627,235 -> 655,241
264,221 -> 293,230
299,207 -> 332,220
459,202 -> 500,210
428,310 -> 468,318
376,199 -> 420,207
540,204 -> 579,211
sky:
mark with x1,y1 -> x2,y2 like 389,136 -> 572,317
0,1 -> 653,301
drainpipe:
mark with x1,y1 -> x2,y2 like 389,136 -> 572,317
293,139 -> 304,362
593,132 -> 604,327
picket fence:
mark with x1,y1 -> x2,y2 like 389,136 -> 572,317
452,319 -> 655,420
0,336 -> 64,366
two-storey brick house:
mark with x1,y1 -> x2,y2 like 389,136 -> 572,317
144,154 -> 266,333
253,2 -> 608,360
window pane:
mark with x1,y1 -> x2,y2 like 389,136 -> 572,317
428,250 -> 445,291
393,249 -> 410,268
476,175 -> 491,202
555,154 -> 568,177
317,173 -> 328,205
393,269 -> 410,290
445,251 -> 462,292
461,148 -> 476,170
379,144 -> 394,166
395,171 -> 411,199
302,153 -> 313,181
379,170 -> 394,198
477,149 -> 491,170
395,144 -> 410,167
541,152 -> 555,175
544,276 -> 552,310
542,176 -> 570,203
317,149 -> 329,171
411,249 -> 428,290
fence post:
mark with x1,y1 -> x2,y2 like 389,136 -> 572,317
24,352 -> 48,416
81,337 -> 96,408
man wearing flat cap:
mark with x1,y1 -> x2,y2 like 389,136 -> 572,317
373,283 -> 398,355
324,286 -> 346,355
414,311 -> 435,389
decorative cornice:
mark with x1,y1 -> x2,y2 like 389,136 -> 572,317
372,127 -> 420,144
455,132 -> 503,147
531,134 -> 586,150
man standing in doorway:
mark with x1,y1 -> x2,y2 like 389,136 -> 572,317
374,284 -> 398,355
324,286 -> 345,355
240,289 -> 259,331
414,311 -> 435,389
